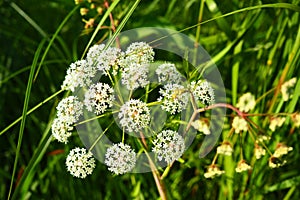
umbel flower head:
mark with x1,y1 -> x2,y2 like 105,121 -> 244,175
118,99 -> 151,132
204,164 -> 225,179
236,92 -> 256,113
51,118 -> 73,143
269,117 -> 286,132
66,147 -> 96,179
120,42 -> 154,67
189,80 -> 215,106
86,44 -> 105,64
56,96 -> 83,125
105,143 -> 136,175
235,160 -> 251,173
217,141 -> 233,156
84,82 -> 114,115
155,63 -> 183,84
280,77 -> 297,101
61,60 -> 97,92
121,63 -> 149,90
152,130 -> 185,164
191,119 -> 210,135
158,83 -> 189,114
232,116 -> 248,133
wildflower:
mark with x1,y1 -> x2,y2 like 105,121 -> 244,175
204,165 -> 225,179
121,63 -> 149,90
95,47 -> 123,75
281,77 -> 297,101
120,42 -> 154,67
189,80 -> 215,106
56,96 -> 83,124
86,44 -> 105,65
254,143 -> 266,159
191,119 -> 210,135
61,60 -> 97,92
84,82 -> 114,115
291,113 -> 300,127
217,141 -> 233,156
273,143 -> 293,158
105,143 -> 136,175
158,84 -> 189,114
152,130 -> 185,164
269,117 -> 286,132
156,63 -> 183,84
118,99 -> 150,132
80,8 -> 89,16
66,147 -> 96,178
235,160 -> 251,173
232,116 -> 248,133
256,134 -> 271,143
236,92 -> 256,113
51,117 -> 73,143
268,156 -> 286,168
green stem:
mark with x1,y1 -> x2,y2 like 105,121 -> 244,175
0,89 -> 64,136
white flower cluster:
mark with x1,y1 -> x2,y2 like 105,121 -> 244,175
158,84 -> 189,114
66,147 -> 96,179
217,142 -> 233,156
156,63 -> 183,84
191,119 -> 210,135
236,92 -> 256,113
204,165 -> 225,179
52,96 -> 83,143
95,46 -> 122,75
281,77 -> 297,101
269,117 -> 286,132
152,130 -> 185,164
119,42 -> 154,90
235,160 -> 251,173
232,116 -> 248,133
104,143 -> 136,175
190,80 -> 215,106
62,60 -> 97,92
118,99 -> 150,132
254,144 -> 266,159
84,82 -> 114,115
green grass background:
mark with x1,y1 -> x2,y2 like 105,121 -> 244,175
1,0 -> 300,199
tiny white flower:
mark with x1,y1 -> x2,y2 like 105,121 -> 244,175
232,116 -> 248,133
158,84 -> 189,114
268,156 -> 286,168
66,147 -> 96,178
61,60 -> 97,92
121,63 -> 149,90
273,143 -> 293,158
235,160 -> 251,173
105,143 -> 136,175
156,63 -> 183,84
291,113 -> 300,127
51,117 -> 73,143
118,99 -> 150,132
204,165 -> 225,179
281,77 -> 297,101
120,42 -> 154,67
96,47 -> 123,75
189,80 -> 215,106
217,142 -> 233,156
254,144 -> 266,159
56,96 -> 83,124
152,130 -> 185,164
236,92 -> 256,113
84,82 -> 114,115
191,119 -> 210,135
86,44 -> 105,64
269,117 -> 286,132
